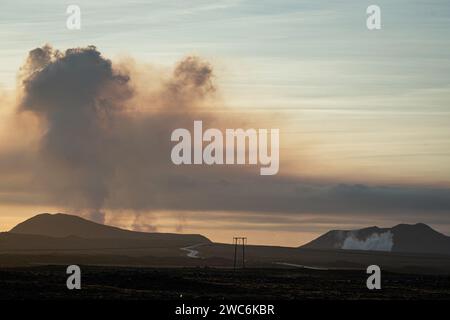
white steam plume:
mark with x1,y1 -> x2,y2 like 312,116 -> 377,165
341,231 -> 394,252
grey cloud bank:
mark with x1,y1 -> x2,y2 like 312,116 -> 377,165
0,45 -> 449,229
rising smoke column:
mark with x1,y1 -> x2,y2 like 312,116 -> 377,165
18,45 -> 217,223
19,45 -> 132,222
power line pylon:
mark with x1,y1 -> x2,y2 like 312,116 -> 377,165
233,237 -> 247,270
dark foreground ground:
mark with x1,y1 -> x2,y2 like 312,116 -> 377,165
1,265 -> 449,300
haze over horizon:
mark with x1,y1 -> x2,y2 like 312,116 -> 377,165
1,0 -> 450,246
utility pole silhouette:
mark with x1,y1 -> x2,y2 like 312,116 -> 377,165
233,237 -> 247,270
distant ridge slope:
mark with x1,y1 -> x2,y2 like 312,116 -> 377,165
7,213 -> 210,246
301,223 -> 450,255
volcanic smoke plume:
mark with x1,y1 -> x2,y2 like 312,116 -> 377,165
8,45 -> 450,228
18,45 -> 218,223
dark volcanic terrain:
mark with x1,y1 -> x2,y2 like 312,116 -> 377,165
2,213 -> 450,300
0,265 -> 449,300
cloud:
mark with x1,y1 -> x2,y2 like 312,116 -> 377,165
1,45 -> 450,230
12,45 -> 244,222
18,45 -> 133,222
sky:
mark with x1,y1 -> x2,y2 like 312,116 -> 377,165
0,0 -> 450,246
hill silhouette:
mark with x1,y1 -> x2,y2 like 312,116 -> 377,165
2,215 -> 450,274
3,213 -> 210,250
301,223 -> 450,255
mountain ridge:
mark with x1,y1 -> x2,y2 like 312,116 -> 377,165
10,213 -> 208,239
4,213 -> 210,249
301,223 -> 450,255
